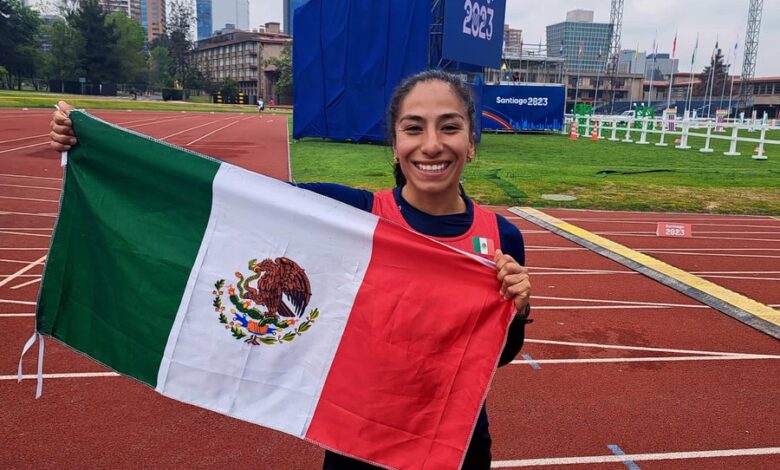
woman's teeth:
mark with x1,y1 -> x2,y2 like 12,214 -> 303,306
414,162 -> 449,172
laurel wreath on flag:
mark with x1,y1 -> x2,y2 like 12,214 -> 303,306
212,279 -> 319,345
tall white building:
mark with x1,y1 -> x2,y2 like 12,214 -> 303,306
213,0 -> 249,31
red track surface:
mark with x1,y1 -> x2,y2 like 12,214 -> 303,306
2,110 -> 779,469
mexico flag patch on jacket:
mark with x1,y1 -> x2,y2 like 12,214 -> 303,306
33,111 -> 515,470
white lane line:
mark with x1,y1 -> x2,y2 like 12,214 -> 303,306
491,447 -> 780,467
523,338 -> 771,357
160,115 -> 235,139
593,233 -> 780,243
529,267 -> 630,274
638,248 -> 780,252
11,277 -> 41,289
4,372 -> 119,380
0,195 -> 58,203
530,272 -> 637,276
0,211 -> 56,217
510,355 -> 780,366
186,116 -> 253,145
0,255 -> 45,287
597,230 -> 780,236
700,274 -> 780,281
533,295 -> 702,308
532,304 -> 704,310
0,230 -> 51,238
640,250 -> 780,259
0,227 -> 51,230
0,313 -> 34,317
0,183 -> 59,191
0,141 -> 49,154
1,257 -> 47,264
0,135 -> 50,146
0,173 -> 60,181
0,116 -> 196,156
0,246 -> 49,251
0,299 -> 36,305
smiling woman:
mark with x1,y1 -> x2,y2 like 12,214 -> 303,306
48,69 -> 532,470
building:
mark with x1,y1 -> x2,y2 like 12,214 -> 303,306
283,0 -> 308,36
213,0 -> 249,32
138,0 -> 165,42
618,49 -> 647,74
503,24 -> 522,55
192,25 -> 291,102
197,0 -> 213,41
645,53 -> 679,80
546,9 -> 612,74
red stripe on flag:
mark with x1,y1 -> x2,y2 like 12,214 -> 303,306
306,219 -> 513,469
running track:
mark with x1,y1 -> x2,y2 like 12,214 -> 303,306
1,109 -> 779,469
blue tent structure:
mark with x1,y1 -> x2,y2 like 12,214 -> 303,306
292,0 -> 431,143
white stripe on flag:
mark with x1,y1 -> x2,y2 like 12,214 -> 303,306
157,164 -> 378,437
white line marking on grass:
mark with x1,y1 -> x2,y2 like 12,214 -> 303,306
0,313 -> 34,317
0,230 -> 51,238
0,255 -> 45,287
0,173 -> 60,181
4,372 -> 119,380
524,338 -> 775,357
186,116 -> 253,145
490,447 -> 780,467
11,277 -> 40,289
0,195 -> 58,203
533,295 -> 702,308
0,142 -> 49,154
0,134 -> 49,144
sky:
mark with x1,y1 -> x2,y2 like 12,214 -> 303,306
248,0 -> 779,77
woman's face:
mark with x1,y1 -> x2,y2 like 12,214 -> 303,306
393,80 -> 474,206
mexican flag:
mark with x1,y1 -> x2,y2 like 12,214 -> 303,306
35,111 -> 515,469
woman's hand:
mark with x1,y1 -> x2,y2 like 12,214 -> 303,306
494,249 -> 531,313
50,100 -> 77,152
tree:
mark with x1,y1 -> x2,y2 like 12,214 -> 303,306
167,0 -> 196,95
0,0 -> 42,89
266,44 -> 292,97
693,47 -> 729,97
67,0 -> 121,83
149,46 -> 172,88
220,77 -> 240,103
44,18 -> 84,81
107,12 -> 146,84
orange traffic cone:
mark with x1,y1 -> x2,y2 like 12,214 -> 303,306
569,125 -> 578,140
590,122 -> 599,141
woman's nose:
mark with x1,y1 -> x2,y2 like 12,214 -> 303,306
420,129 -> 443,156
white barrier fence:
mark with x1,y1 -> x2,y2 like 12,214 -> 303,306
564,113 -> 780,160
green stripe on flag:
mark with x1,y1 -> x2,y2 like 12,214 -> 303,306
472,237 -> 481,253
37,111 -> 220,387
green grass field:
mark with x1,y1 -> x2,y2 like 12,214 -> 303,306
292,127 -> 780,215
0,90 -> 292,114
2,91 -> 777,214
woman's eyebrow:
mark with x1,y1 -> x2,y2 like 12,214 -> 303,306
438,113 -> 465,122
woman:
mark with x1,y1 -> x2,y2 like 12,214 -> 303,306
50,69 -> 531,469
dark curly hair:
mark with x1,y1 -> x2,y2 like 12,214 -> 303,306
386,70 -> 476,187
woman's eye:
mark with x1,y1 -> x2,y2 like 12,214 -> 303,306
442,124 -> 461,132
403,126 -> 422,133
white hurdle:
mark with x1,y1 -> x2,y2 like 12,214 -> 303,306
753,122 -> 768,160
724,124 -> 741,156
699,121 -> 714,153
609,118 -> 619,141
636,117 -> 650,145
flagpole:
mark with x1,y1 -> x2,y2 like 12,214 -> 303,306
686,34 -> 699,116
726,39 -> 738,115
667,32 -> 677,110
705,37 -> 718,118
648,33 -> 658,108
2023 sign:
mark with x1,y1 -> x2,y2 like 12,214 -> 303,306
462,0 -> 495,41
